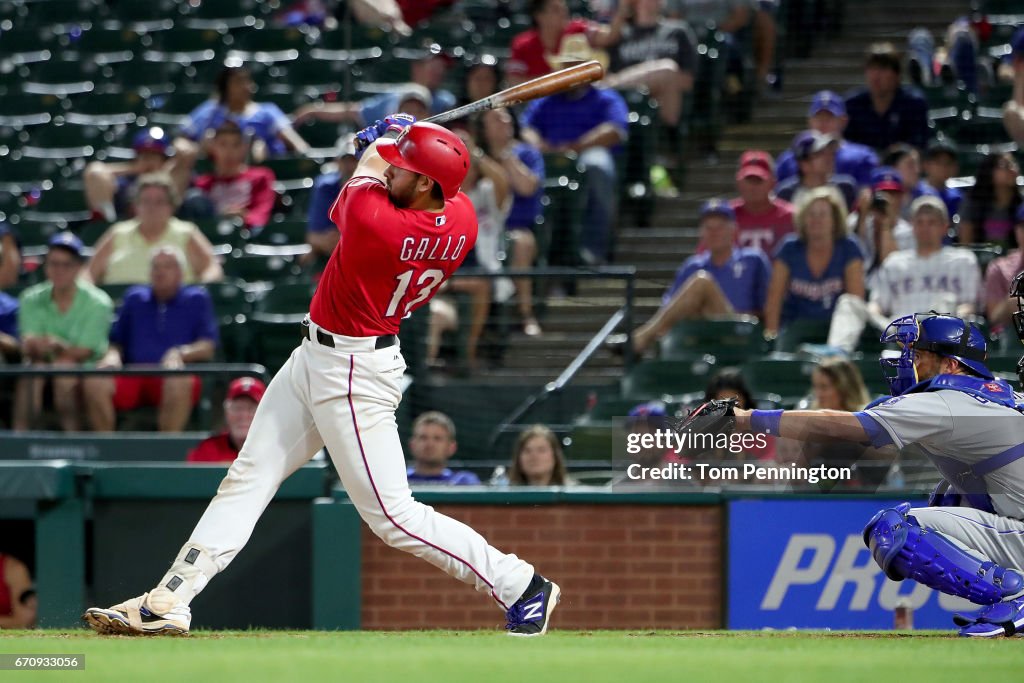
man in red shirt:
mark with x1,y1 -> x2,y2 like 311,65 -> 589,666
85,117 -> 561,638
187,121 -> 277,230
186,377 -> 266,464
730,150 -> 795,256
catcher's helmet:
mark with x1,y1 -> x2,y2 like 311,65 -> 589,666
880,312 -> 992,395
376,121 -> 470,200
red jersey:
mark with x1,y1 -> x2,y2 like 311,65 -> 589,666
506,20 -> 590,79
696,198 -> 794,256
310,177 -> 478,337
193,166 -> 277,229
186,433 -> 240,463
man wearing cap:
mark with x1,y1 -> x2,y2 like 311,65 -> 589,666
83,127 -> 187,223
14,233 -> 114,432
187,377 -> 266,464
824,195 -> 980,354
983,205 -> 1024,336
522,37 -> 630,265
608,199 -> 771,356
85,246 -> 218,433
775,90 -> 879,187
1001,27 -> 1024,145
922,139 -> 963,220
775,130 -> 858,210
721,150 -> 793,255
843,42 -> 930,151
305,140 -> 359,265
883,143 -> 942,220
850,166 -> 915,273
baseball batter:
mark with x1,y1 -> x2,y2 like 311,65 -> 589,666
732,312 -> 1024,637
82,117 -> 560,637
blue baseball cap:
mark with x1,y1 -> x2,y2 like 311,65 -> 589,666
792,130 -> 837,161
700,199 -> 736,222
133,127 -> 169,156
48,231 -> 85,259
628,401 -> 667,418
871,166 -> 904,192
808,90 -> 846,117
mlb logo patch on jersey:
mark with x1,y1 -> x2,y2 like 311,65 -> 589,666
436,215 -> 446,227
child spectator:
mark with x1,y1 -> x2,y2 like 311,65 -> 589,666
921,139 -> 963,220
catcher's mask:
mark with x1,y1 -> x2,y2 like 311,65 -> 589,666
879,312 -> 991,396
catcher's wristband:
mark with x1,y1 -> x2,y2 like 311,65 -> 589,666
750,409 -> 784,436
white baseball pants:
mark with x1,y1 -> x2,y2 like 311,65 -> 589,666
179,319 -> 534,609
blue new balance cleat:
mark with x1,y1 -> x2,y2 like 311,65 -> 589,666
956,597 -> 1024,638
505,575 -> 561,637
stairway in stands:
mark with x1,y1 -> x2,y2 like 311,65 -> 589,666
488,0 -> 969,387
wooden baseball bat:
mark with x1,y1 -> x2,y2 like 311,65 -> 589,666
424,60 -> 605,125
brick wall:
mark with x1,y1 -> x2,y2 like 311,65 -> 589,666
360,504 -> 722,630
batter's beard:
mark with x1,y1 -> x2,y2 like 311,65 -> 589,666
388,182 -> 415,209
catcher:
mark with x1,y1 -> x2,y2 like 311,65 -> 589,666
686,311 -> 1024,637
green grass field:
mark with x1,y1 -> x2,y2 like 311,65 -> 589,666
0,630 -> 1020,682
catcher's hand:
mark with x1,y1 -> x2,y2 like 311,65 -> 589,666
670,398 -> 737,445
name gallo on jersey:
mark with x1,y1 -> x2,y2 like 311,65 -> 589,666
400,235 -> 468,262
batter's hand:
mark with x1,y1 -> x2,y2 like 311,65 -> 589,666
381,113 -> 416,134
353,120 -> 386,159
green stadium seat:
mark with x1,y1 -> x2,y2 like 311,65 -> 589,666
21,0 -> 104,29
620,358 -> 716,400
565,423 -> 613,461
74,220 -> 109,247
59,27 -> 142,65
267,59 -> 347,98
248,219 -> 308,246
658,318 -> 767,365
949,109 -> 1011,146
539,153 -> 586,267
101,0 -> 179,32
310,27 -> 388,62
193,217 -> 245,249
228,27 -> 315,65
148,91 -> 212,127
20,188 -> 92,225
741,356 -> 818,407
0,157 -> 63,193
110,60 -> 178,96
249,312 -> 303,373
182,0 -> 262,30
966,243 -> 1005,275
774,319 -> 831,353
293,120 -> 344,149
144,27 -> 226,65
276,185 -> 313,217
581,395 -> 677,423
22,59 -> 101,96
255,279 -> 317,315
20,122 -> 103,160
0,94 -> 65,127
65,90 -> 146,126
99,283 -> 135,305
207,278 -> 253,320
222,246 -> 304,283
852,354 -> 890,398
6,219 -> 62,247
262,156 -> 322,192
0,27 -> 56,65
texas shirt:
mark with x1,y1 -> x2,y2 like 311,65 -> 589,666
192,166 -> 277,229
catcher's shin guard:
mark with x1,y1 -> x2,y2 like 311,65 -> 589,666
863,503 -> 1024,605
151,543 -> 219,610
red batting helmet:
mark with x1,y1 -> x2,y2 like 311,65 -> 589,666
376,122 -> 469,200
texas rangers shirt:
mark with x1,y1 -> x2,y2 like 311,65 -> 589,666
664,247 -> 771,315
870,246 -> 982,316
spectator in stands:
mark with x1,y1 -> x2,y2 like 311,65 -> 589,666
427,128 -> 511,371
83,128 -> 189,223
186,377 -> 266,463
728,151 -> 794,255
292,54 -> 451,128
14,233 -> 113,432
608,200 -> 771,356
1002,28 -> 1024,145
480,108 -> 546,336
345,0 -> 413,36
406,411 -> 480,485
809,357 -> 872,411
175,65 -> 310,165
882,143 -> 940,219
0,222 -> 20,289
843,43 -> 930,151
601,0 -> 696,135
305,139 -> 358,264
0,287 -> 16,365
849,167 -> 914,274
522,37 -> 629,265
763,187 -> 865,342
921,139 -> 963,220
775,130 -> 858,210
180,122 -> 278,231
87,173 -> 223,286
508,424 -> 571,486
957,152 -> 1023,246
984,205 -> 1024,335
825,196 -> 980,354
696,367 -> 775,464
506,0 -> 629,86
462,54 -> 502,107
86,246 -> 218,433
0,553 -> 36,629
776,91 -> 879,187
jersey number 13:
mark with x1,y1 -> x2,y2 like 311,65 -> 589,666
385,268 -> 445,317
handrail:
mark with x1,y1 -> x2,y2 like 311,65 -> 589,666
0,363 -> 270,382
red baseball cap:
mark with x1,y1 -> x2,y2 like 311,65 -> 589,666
736,150 -> 774,181
227,377 -> 266,403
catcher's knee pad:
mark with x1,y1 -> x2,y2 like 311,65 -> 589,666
863,503 -> 1023,605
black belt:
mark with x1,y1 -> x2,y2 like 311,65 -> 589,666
300,321 -> 396,350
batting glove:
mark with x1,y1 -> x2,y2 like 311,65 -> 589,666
353,120 -> 386,159
381,113 -> 417,134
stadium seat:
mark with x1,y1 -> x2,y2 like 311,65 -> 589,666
310,27 -> 388,62
20,0 -> 104,29
275,184 -> 313,217
222,246 -> 304,283
65,90 -> 146,126
261,156 -> 322,192
99,283 -> 135,305
6,219 -> 62,247
774,319 -> 831,353
256,279 -> 317,315
741,356 -> 818,407
20,188 -> 92,225
852,354 -> 890,398
59,27 -> 142,65
182,0 -> 262,30
148,91 -> 212,127
143,27 -> 226,66
110,59 -> 178,96
228,27 -> 315,65
581,395 -> 679,423
193,217 -> 245,249
539,153 -> 586,267
658,318 -> 767,366
249,312 -> 303,373
0,157 -> 63,193
966,243 -> 1004,274
293,120 -> 345,149
266,59 -> 347,99
21,59 -> 102,96
101,0 -> 178,32
20,122 -> 103,160
0,26 -> 56,66
0,94 -> 65,127
248,219 -> 308,246
565,423 -> 613,461
620,358 -> 716,400
75,220 -> 109,247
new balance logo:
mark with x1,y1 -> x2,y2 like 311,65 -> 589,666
523,595 -> 545,622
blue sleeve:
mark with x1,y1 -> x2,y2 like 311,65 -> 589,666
359,93 -> 396,128
454,470 -> 481,485
519,144 -> 545,181
0,298 -> 17,339
178,100 -> 216,141
775,151 -> 797,183
262,102 -> 292,134
664,258 -> 699,303
521,99 -> 542,133
431,90 -> 457,115
604,90 -> 630,133
193,289 -> 220,345
854,411 -> 895,448
307,175 -> 340,233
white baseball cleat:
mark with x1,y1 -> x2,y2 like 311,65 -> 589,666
82,591 -> 191,636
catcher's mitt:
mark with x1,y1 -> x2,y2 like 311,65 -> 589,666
669,398 -> 737,449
